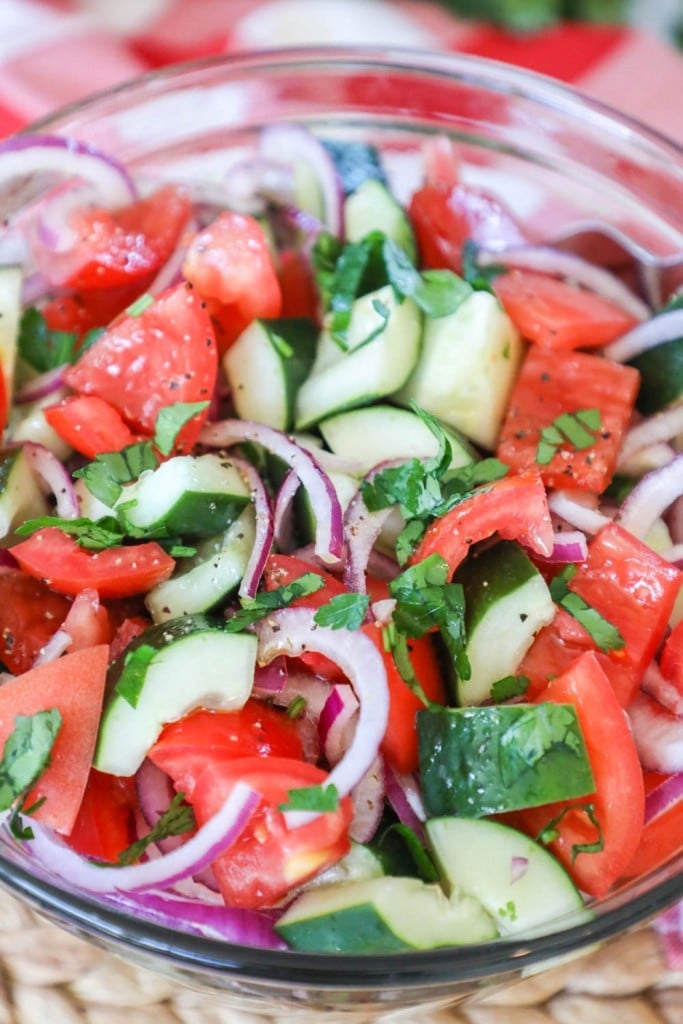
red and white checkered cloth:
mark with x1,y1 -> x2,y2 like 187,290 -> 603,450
0,0 -> 682,968
0,0 -> 682,144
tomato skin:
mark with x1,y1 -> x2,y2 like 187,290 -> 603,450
0,644 -> 109,833
148,704 -> 304,798
621,771 -> 683,880
41,283 -> 147,338
278,248 -> 319,321
0,570 -> 72,673
262,554 -> 447,773
411,467 -> 554,577
521,523 -> 682,708
108,614 -> 151,662
497,345 -> 639,493
492,269 -> 638,349
508,650 -> 645,898
45,395 -> 140,457
64,282 -> 217,451
409,182 -> 524,274
188,756 -> 353,908
183,212 -> 282,354
11,527 -> 175,599
660,619 -> 683,696
36,185 -> 191,292
66,769 -> 136,862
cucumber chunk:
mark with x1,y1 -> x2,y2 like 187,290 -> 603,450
395,290 -> 523,449
455,540 -> 555,705
318,404 -> 476,476
343,179 -> 416,262
426,817 -> 590,937
145,506 -> 256,623
418,703 -> 595,817
0,446 -> 48,540
294,285 -> 422,429
117,454 -> 250,539
223,317 -> 317,431
628,335 -> 683,415
94,616 -> 257,776
275,875 -> 497,952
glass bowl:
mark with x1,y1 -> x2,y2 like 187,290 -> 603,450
0,47 -> 682,1017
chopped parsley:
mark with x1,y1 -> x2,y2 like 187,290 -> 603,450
117,792 -> 195,866
313,592 -> 370,631
536,408 -> 602,466
224,572 -> 325,632
279,783 -> 339,814
537,801 -> 604,861
0,710 -> 62,838
550,564 -> 625,652
17,308 -> 103,373
490,674 -> 530,702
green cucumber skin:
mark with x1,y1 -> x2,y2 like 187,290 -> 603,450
278,903 -> 412,953
417,703 -> 595,818
458,540 -> 539,634
628,336 -> 683,415
343,178 -> 417,262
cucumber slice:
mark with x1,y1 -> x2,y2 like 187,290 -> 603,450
0,446 -> 48,540
343,179 -> 416,262
275,875 -> 497,952
319,404 -> 476,476
395,290 -> 523,449
426,817 -> 590,938
305,842 -> 385,890
145,506 -> 256,623
418,702 -> 594,817
8,387 -> 73,460
627,335 -> 683,415
223,317 -> 317,431
455,540 -> 555,705
0,265 -> 22,407
95,615 -> 257,776
295,285 -> 422,429
117,454 -> 249,539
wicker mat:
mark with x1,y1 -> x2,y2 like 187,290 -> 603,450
1,890 -> 682,1024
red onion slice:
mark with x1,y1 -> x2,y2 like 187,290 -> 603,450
14,366 -> 68,405
103,889 -> 285,949
547,490 -> 611,535
343,459 -> 407,594
252,657 -> 288,695
546,530 -> 588,564
384,761 -> 426,835
604,308 -> 683,363
19,781 -> 260,893
644,771 -> 683,826
21,441 -> 79,520
618,405 -> 683,470
349,756 -> 385,844
256,608 -> 389,827
477,243 -> 650,320
36,181 -> 99,253
31,628 -> 71,667
229,455 -> 273,598
319,683 -> 359,765
617,454 -> 683,541
642,661 -> 683,717
0,134 -> 137,206
628,691 -> 683,774
273,469 -> 301,553
199,419 -> 344,564
259,125 -> 343,237
510,856 -> 530,884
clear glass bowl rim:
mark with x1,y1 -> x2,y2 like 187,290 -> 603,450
1,44 -> 682,992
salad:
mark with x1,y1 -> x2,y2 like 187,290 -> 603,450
0,124 -> 681,956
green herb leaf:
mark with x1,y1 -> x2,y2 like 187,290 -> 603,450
376,822 -> 439,883
461,239 -> 504,292
117,792 -> 195,865
153,401 -> 210,457
125,292 -> 154,317
313,593 -> 370,631
0,710 -> 61,813
490,674 -> 530,702
15,515 -> 125,551
18,308 -> 79,373
224,572 -> 325,632
383,239 -> 471,318
550,565 -> 625,652
536,800 -> 604,860
279,783 -> 339,813
536,408 -> 602,465
115,644 -> 157,708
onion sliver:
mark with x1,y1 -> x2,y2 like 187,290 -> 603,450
104,889 -> 285,949
617,454 -> 683,540
256,608 -> 389,827
547,490 -> 611,535
604,308 -> 683,363
259,124 -> 343,237
350,756 -> 385,844
14,365 -> 67,404
0,134 -> 136,206
477,243 -> 650,320
547,530 -> 588,564
642,661 -> 683,717
644,771 -> 683,825
230,455 -> 273,598
384,761 -> 426,833
22,441 -> 79,519
618,404 -> 683,468
199,419 -> 343,564
319,683 -> 359,765
628,691 -> 683,774
19,781 -> 260,893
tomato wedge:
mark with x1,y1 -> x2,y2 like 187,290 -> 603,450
11,527 -> 175,599
66,769 -> 137,862
183,211 -> 282,353
508,650 -> 645,898
148,704 -> 304,798
0,570 -> 71,674
497,345 -> 639,493
410,467 -> 554,578
622,771 -> 683,880
64,282 -> 217,452
0,644 -> 109,833
188,756 -> 353,908
492,269 -> 638,349
45,395 -> 140,457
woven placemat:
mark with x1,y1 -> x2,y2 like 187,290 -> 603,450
0,888 -> 681,1024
